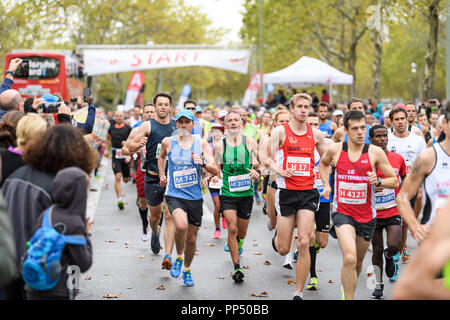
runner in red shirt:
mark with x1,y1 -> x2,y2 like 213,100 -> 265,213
266,93 -> 326,300
319,110 -> 399,300
368,125 -> 406,299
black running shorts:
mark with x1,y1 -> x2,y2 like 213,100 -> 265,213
375,215 -> 402,231
331,211 -> 377,242
220,195 -> 253,220
165,195 -> 203,227
276,188 -> 320,217
144,182 -> 166,207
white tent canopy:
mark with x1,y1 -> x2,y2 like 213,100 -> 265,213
264,56 -> 353,103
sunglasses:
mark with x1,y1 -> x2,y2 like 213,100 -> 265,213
185,107 -> 196,111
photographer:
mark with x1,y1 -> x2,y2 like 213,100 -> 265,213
38,93 -> 96,135
1,58 -> 22,95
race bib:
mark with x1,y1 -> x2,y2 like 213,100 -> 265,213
375,188 -> 396,210
156,143 -> 162,158
286,156 -> 310,176
228,174 -> 251,192
339,182 -> 367,205
173,167 -> 197,188
115,148 -> 127,159
209,178 -> 223,189
314,166 -> 323,190
435,196 -> 449,218
405,159 -> 413,174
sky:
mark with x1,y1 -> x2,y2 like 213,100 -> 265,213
184,0 -> 246,44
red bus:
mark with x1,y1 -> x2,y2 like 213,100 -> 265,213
4,51 -> 85,101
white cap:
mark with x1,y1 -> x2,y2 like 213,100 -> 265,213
218,110 -> 228,119
384,109 -> 391,119
333,109 -> 343,116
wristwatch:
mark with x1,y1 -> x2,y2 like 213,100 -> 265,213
5,70 -> 14,76
376,177 -> 382,187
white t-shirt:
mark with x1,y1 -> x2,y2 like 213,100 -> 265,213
387,132 -> 426,174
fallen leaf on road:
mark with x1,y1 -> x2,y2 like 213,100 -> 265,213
85,276 -> 92,280
204,243 -> 215,247
113,228 -> 120,231
103,294 -> 120,299
243,265 -> 250,269
261,291 -> 268,296
125,242 -> 132,246
156,284 -> 165,290
218,276 -> 225,280
367,272 -> 373,277
328,280 -> 335,283
264,260 -> 271,265
138,255 -> 145,259
250,292 -> 268,297
253,252 -> 262,255
250,293 -> 261,297
287,278 -> 296,285
252,243 -> 258,246
105,240 -> 116,243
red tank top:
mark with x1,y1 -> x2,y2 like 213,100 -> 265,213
276,122 -> 315,190
375,151 -> 406,218
334,142 -> 376,223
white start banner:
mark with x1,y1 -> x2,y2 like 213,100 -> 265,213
83,49 -> 251,75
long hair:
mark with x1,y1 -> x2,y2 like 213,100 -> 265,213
0,111 -> 25,148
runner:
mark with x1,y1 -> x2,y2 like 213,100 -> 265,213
104,110 -> 132,210
123,103 -> 155,241
368,124 -> 406,299
318,102 -> 337,138
266,93 -> 327,300
332,98 -> 371,144
387,107 -> 426,262
213,110 -> 261,283
305,112 -> 334,290
128,93 -> 177,270
319,110 -> 399,300
208,122 -> 226,239
183,100 -> 203,138
396,103 -> 450,242
158,109 -> 219,286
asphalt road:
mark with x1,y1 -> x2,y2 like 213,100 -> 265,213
78,158 -> 417,301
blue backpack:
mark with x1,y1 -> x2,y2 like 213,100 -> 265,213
22,208 -> 87,291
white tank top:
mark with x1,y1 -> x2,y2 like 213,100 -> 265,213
387,132 -> 426,174
422,143 -> 450,225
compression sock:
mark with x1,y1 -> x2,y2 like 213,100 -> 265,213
309,246 -> 317,278
139,208 -> 149,229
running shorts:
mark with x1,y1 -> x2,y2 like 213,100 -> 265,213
136,168 -> 145,198
209,187 -> 220,198
144,182 -> 166,207
165,195 -> 203,227
276,189 -> 320,217
375,215 -> 402,231
112,158 -> 130,178
220,195 -> 253,220
331,211 -> 377,242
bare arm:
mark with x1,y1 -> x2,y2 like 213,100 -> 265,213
201,140 -> 219,176
247,137 -> 261,180
319,142 -> 340,200
371,145 -> 399,189
157,137 -> 170,186
128,121 -> 151,153
313,128 -> 326,158
332,127 -> 345,143
393,199 -> 450,300
266,126 -> 291,177
122,128 -> 139,155
396,148 -> 435,242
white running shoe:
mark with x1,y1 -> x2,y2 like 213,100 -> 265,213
283,254 -> 293,270
141,227 -> 149,241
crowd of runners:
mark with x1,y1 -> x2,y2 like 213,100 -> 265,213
0,58 -> 449,300
102,91 -> 450,300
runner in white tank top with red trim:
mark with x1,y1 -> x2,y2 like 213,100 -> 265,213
319,110 -> 399,300
265,93 -> 327,300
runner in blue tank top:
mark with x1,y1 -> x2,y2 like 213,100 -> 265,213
318,102 -> 337,138
158,109 -> 219,287
332,98 -> 372,144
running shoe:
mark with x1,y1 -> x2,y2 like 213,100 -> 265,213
118,200 -> 124,210
389,262 -> 400,282
183,270 -> 194,286
315,242 -> 321,254
232,268 -> 244,283
293,250 -> 298,263
371,284 -> 384,299
141,226 -> 149,242
136,197 -> 139,207
306,277 -> 318,290
401,248 -> 410,263
170,257 -> 184,278
224,242 -> 230,252
161,254 -> 172,270
293,295 -> 303,300
393,252 -> 400,263
238,238 -> 244,255
384,249 -> 396,278
213,229 -> 221,239
222,217 -> 227,229
267,221 -> 275,231
262,203 -> 267,215
271,228 -> 278,253
151,232 -> 161,254
283,254 -> 293,270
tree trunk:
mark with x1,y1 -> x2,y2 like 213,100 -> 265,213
113,73 -> 122,106
372,2 -> 383,103
423,0 -> 440,101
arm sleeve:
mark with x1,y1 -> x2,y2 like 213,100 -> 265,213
0,78 -> 13,94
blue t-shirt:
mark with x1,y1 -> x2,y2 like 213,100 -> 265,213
344,124 -> 371,144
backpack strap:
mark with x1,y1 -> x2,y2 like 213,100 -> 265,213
42,208 -> 52,228
62,235 -> 87,246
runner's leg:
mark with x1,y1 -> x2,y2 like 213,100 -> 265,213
335,224 -> 358,300
295,209 -> 315,294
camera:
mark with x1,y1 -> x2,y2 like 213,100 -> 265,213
14,59 -> 29,77
83,87 -> 91,102
42,102 -> 61,113
70,97 -> 77,103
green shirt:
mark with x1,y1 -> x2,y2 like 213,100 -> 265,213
221,136 -> 253,197
243,123 -> 258,141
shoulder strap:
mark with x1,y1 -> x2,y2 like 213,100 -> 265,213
362,143 -> 370,154
62,234 -> 87,246
42,208 -> 52,228
342,142 -> 348,152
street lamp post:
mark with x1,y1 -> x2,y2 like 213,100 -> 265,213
446,0 -> 450,101
258,0 -> 264,100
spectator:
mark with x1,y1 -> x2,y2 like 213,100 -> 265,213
24,167 -> 93,300
1,124 -> 97,299
0,90 -> 23,120
0,111 -> 25,149
0,58 -> 22,95
277,90 -> 287,105
0,114 -> 47,187
321,89 -> 330,104
0,194 -> 16,288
